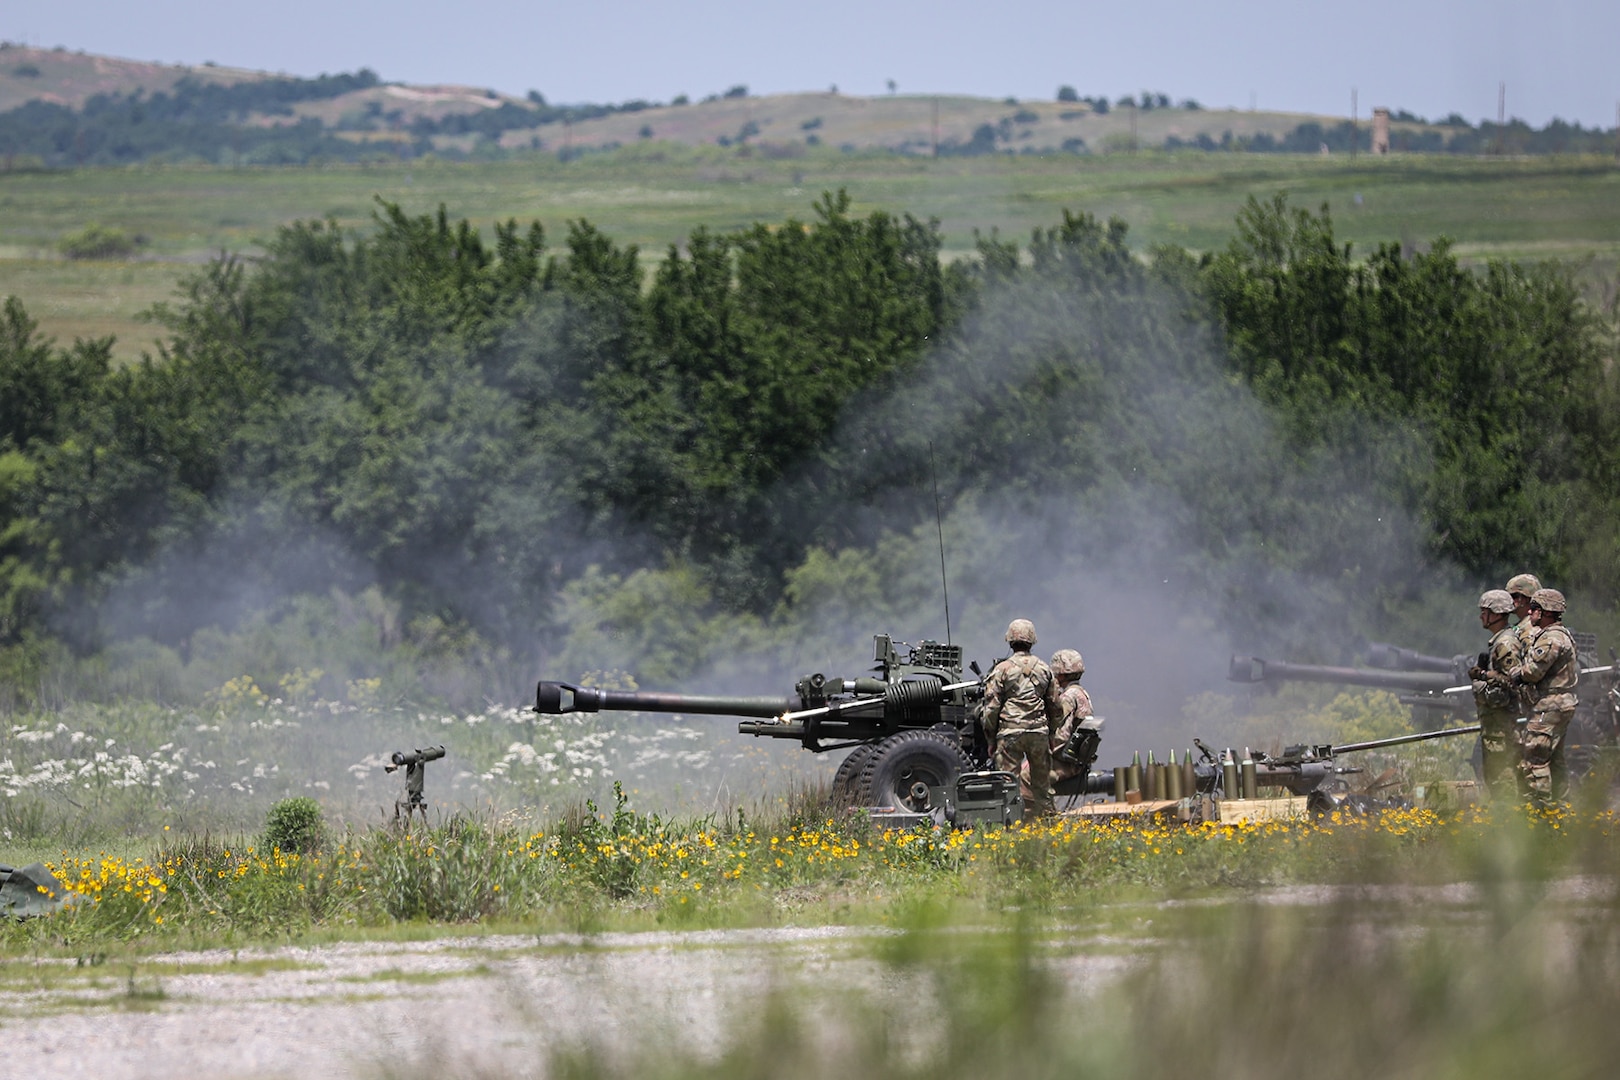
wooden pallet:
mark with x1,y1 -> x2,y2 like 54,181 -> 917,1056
1064,798 -> 1183,821
1217,796 -> 1310,824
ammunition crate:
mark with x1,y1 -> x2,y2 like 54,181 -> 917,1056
943,770 -> 1023,826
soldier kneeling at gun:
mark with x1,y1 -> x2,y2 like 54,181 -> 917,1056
1011,648 -> 1095,811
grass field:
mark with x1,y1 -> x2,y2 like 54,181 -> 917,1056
4,149 -> 1618,361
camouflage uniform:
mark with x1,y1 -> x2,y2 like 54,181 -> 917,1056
1017,680 -> 1093,807
983,651 -> 1063,817
1506,573 -> 1541,653
1471,623 -> 1523,801
1508,594 -> 1580,806
1050,682 -> 1094,785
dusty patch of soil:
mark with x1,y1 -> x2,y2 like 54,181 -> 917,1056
1,925 -> 1132,1078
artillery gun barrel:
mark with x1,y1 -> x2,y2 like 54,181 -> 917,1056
1333,725 -> 1482,755
1364,642 -> 1459,673
776,679 -> 981,725
1229,655 -> 1459,694
535,681 -> 792,719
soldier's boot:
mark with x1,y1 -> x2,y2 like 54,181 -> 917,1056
1519,745 -> 1554,810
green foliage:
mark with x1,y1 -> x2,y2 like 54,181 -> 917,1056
263,796 -> 325,854
554,563 -> 757,684
1205,194 -> 1615,586
58,223 -> 140,260
1,189 -> 1617,692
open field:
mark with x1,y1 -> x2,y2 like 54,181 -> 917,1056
4,151 -> 1618,360
6,692 -> 1619,1076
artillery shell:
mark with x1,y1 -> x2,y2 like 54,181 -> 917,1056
1222,751 -> 1239,799
1126,761 -> 1142,795
1166,756 -> 1183,801
1241,756 -> 1258,800
1183,752 -> 1197,797
1113,766 -> 1127,802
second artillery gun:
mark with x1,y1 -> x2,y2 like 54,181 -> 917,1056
1229,636 -> 1620,777
535,633 -> 1107,813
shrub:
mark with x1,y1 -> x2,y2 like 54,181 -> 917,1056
264,797 -> 325,854
59,223 -> 140,260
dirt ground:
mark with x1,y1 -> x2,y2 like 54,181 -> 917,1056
11,878 -> 1610,1078
3,925 -> 1135,1079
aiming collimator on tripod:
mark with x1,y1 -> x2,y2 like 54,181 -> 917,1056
384,745 -> 445,824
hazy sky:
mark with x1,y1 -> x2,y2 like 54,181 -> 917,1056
11,0 -> 1619,127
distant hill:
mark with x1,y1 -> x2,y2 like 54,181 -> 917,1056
0,42 -> 520,123
1,42 -> 1613,168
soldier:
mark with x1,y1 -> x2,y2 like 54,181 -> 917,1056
1505,573 -> 1542,651
1467,589 -> 1523,801
1048,649 -> 1094,789
1014,648 -> 1093,808
1507,588 -> 1580,807
982,619 -> 1063,817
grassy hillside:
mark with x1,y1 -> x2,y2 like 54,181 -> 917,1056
0,42 -> 1460,162
0,42 -> 262,112
513,90 -> 1428,156
2,150 -> 1617,359
0,41 -> 519,126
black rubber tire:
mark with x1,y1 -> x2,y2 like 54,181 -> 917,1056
831,744 -> 879,806
856,730 -> 973,812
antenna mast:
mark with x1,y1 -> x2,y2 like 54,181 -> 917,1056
930,442 -> 952,645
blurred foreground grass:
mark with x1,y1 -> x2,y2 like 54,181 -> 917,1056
527,883 -> 1620,1080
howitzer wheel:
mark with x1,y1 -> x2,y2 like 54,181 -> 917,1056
856,730 -> 972,813
832,744 -> 879,807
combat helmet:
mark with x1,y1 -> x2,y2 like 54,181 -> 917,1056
1004,619 -> 1037,646
1050,649 -> 1085,676
1477,589 -> 1515,615
1530,588 -> 1566,613
1505,573 -> 1542,597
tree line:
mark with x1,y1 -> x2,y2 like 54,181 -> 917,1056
1,192 -> 1616,701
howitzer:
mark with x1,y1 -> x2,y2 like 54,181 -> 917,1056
1056,725 -> 1483,819
1232,633 -> 1620,778
1228,655 -> 1467,721
537,635 -> 1011,813
1228,725 -> 1480,806
1048,723 -> 1485,815
1362,642 -> 1466,674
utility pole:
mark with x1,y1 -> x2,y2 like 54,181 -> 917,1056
1351,87 -> 1358,158
1496,81 -> 1505,155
